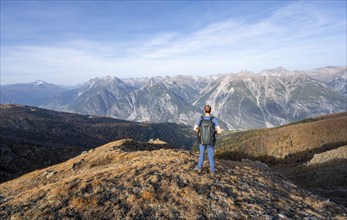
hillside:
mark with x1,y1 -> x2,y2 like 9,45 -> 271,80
1,139 -> 346,219
215,112 -> 347,206
216,112 -> 347,161
284,145 -> 347,205
0,104 -> 195,183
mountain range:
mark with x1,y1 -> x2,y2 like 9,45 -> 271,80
1,66 -> 346,130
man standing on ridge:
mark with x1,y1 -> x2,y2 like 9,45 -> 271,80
194,105 -> 222,177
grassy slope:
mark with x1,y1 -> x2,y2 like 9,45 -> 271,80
215,112 -> 347,163
0,140 -> 346,219
214,112 -> 347,207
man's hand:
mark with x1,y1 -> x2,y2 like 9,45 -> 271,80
216,126 -> 223,134
193,125 -> 199,133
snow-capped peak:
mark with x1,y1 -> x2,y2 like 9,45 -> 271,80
33,80 -> 47,86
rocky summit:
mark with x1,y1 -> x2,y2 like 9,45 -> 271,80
0,140 -> 346,219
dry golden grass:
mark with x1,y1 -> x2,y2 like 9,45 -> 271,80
0,139 -> 346,219
216,112 -> 347,161
141,190 -> 154,200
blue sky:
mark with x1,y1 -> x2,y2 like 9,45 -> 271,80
1,1 -> 346,85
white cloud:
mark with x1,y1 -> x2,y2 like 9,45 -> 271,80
146,32 -> 178,46
1,1 -> 346,85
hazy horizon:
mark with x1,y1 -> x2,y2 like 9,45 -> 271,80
1,1 -> 346,85
1,65 -> 346,86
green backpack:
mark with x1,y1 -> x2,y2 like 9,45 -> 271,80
198,116 -> 216,145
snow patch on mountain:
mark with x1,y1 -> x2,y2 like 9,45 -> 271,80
34,80 -> 46,86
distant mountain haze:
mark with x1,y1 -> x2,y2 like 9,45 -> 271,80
0,80 -> 67,106
1,66 -> 346,130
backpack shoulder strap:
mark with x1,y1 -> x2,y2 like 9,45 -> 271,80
198,115 -> 204,127
210,116 -> 216,127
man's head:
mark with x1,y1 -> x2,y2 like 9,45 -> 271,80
204,105 -> 211,113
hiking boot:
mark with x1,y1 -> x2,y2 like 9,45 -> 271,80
194,167 -> 202,174
210,172 -> 216,178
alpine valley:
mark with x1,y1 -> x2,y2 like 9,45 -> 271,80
1,66 -> 346,130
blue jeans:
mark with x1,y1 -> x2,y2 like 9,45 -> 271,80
197,144 -> 215,173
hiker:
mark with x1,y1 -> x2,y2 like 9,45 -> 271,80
194,105 -> 222,177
